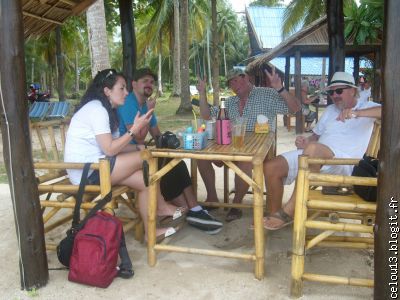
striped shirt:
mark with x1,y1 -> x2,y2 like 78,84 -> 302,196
210,87 -> 289,131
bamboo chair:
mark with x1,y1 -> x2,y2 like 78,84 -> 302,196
31,120 -> 144,250
290,120 -> 381,298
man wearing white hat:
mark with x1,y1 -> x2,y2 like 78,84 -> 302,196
263,71 -> 381,230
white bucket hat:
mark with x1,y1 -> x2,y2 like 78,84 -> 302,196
326,72 -> 357,89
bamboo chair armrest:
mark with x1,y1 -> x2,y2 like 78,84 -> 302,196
306,158 -> 360,166
308,172 -> 377,187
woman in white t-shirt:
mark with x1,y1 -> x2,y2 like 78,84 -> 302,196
64,69 -> 184,246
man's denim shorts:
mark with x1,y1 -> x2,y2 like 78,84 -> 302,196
87,156 -> 117,184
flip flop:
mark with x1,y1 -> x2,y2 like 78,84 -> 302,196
158,207 -> 187,227
156,225 -> 180,243
225,208 -> 242,222
263,209 -> 293,231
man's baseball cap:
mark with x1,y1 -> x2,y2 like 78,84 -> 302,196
326,72 -> 357,89
132,67 -> 158,81
226,68 -> 246,85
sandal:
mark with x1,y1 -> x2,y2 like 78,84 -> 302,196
117,267 -> 134,279
158,207 -> 187,227
156,225 -> 181,243
322,186 -> 353,196
225,208 -> 242,222
263,209 -> 293,231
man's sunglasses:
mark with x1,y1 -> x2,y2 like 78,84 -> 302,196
327,86 -> 352,96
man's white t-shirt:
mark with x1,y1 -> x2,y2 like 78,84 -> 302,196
358,87 -> 371,103
313,100 -> 380,159
64,100 -> 118,184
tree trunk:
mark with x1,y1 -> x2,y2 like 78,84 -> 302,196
206,27 -> 212,87
172,0 -> 181,97
55,26 -> 65,101
0,0 -> 48,289
375,1 -> 399,299
118,0 -> 136,92
211,0 -> 220,106
158,32 -> 163,96
176,0 -> 192,114
223,40 -> 227,77
327,0 -> 345,85
86,0 -> 110,78
75,51 -> 79,96
295,50 -> 303,134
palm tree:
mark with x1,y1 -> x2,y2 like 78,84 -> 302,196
86,0 -> 111,77
177,0 -> 192,114
211,0 -> 220,105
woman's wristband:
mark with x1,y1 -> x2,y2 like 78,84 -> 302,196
276,87 -> 285,94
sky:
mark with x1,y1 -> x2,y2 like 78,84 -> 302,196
226,0 -> 292,13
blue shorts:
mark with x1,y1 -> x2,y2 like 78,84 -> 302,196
87,156 -> 117,184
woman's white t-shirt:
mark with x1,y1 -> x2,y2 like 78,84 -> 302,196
64,100 -> 118,184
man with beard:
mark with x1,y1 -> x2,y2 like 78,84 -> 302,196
262,72 -> 381,230
117,68 -> 223,234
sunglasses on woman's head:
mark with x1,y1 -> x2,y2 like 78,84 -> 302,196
327,86 -> 352,96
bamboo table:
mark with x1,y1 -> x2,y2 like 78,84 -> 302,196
141,132 -> 275,280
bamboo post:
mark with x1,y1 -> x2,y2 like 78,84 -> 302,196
252,162 -> 265,279
147,154 -> 158,266
291,155 -> 309,298
191,159 -> 198,199
99,158 -> 114,214
224,165 -> 229,205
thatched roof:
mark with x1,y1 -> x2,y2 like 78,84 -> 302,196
247,15 -> 381,73
22,0 -> 96,38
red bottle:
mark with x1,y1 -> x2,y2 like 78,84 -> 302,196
216,98 -> 231,145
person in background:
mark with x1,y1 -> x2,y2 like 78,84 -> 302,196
263,72 -> 381,230
358,76 -> 372,103
64,69 -> 185,260
301,80 -> 318,132
117,67 -> 223,234
196,67 -> 301,222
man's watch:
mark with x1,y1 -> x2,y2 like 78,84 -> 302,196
277,87 -> 285,93
127,130 -> 136,138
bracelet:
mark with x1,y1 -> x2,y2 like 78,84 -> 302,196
277,87 -> 285,93
127,130 -> 136,138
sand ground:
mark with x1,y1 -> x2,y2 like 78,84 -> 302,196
0,118 -> 374,299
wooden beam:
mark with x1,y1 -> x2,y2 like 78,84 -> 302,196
376,1 -> 400,299
22,11 -> 63,25
0,0 -> 48,289
72,0 -> 97,15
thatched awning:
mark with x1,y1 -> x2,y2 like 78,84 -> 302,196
247,15 -> 381,73
22,0 -> 96,39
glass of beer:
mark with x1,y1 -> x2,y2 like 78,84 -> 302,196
232,117 -> 247,150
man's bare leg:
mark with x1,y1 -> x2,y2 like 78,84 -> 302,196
198,160 -> 219,203
263,143 -> 334,229
264,155 -> 289,214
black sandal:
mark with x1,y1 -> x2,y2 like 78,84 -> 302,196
118,268 -> 134,279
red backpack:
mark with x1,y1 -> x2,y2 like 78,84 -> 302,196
68,211 -> 123,288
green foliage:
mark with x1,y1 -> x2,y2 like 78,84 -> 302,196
249,0 -> 285,7
344,0 -> 383,45
25,0 -> 249,98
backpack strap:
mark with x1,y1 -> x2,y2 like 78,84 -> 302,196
71,163 -> 91,229
78,190 -> 113,230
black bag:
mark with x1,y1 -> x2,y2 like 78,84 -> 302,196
57,163 -> 113,267
351,155 -> 378,202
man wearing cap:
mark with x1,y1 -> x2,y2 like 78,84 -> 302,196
263,71 -> 381,230
197,67 -> 301,222
117,67 -> 223,234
